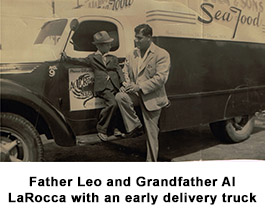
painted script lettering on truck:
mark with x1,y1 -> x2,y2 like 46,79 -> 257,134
203,0 -> 264,12
85,0 -> 134,10
199,1 -> 264,38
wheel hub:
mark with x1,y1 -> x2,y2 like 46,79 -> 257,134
1,130 -> 24,162
232,116 -> 249,131
0,152 -> 11,162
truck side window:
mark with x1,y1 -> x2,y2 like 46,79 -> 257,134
71,21 -> 119,52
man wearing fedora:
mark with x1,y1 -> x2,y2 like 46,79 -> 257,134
62,31 -> 125,141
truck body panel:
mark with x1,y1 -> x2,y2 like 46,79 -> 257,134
0,0 -> 265,146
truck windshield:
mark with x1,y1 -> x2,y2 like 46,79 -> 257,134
34,19 -> 68,45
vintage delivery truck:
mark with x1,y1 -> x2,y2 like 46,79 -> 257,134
0,0 -> 265,161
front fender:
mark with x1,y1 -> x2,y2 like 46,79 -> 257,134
0,78 -> 76,146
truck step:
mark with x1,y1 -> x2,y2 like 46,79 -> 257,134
76,133 -> 121,146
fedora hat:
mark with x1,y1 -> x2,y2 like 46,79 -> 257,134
92,31 -> 114,44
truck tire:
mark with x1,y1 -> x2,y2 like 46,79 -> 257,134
0,113 -> 44,162
209,115 -> 255,143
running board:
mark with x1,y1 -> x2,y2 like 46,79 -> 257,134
76,134 -> 122,146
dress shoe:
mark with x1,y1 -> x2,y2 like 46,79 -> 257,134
114,128 -> 124,137
127,125 -> 143,138
97,132 -> 108,141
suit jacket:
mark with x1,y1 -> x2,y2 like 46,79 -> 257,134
66,53 -> 124,93
123,42 -> 170,111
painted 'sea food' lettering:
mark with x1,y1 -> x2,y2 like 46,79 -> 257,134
198,3 -> 262,38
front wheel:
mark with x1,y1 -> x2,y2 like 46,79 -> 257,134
209,115 -> 255,143
0,113 -> 44,162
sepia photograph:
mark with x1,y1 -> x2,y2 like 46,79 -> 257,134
0,0 -> 265,162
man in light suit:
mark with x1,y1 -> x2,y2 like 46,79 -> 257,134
115,24 -> 170,162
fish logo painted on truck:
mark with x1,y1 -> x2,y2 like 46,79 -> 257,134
69,68 -> 105,111
70,73 -> 94,99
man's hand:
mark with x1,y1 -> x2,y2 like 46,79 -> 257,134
60,52 -> 68,61
119,86 -> 127,93
125,82 -> 140,93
